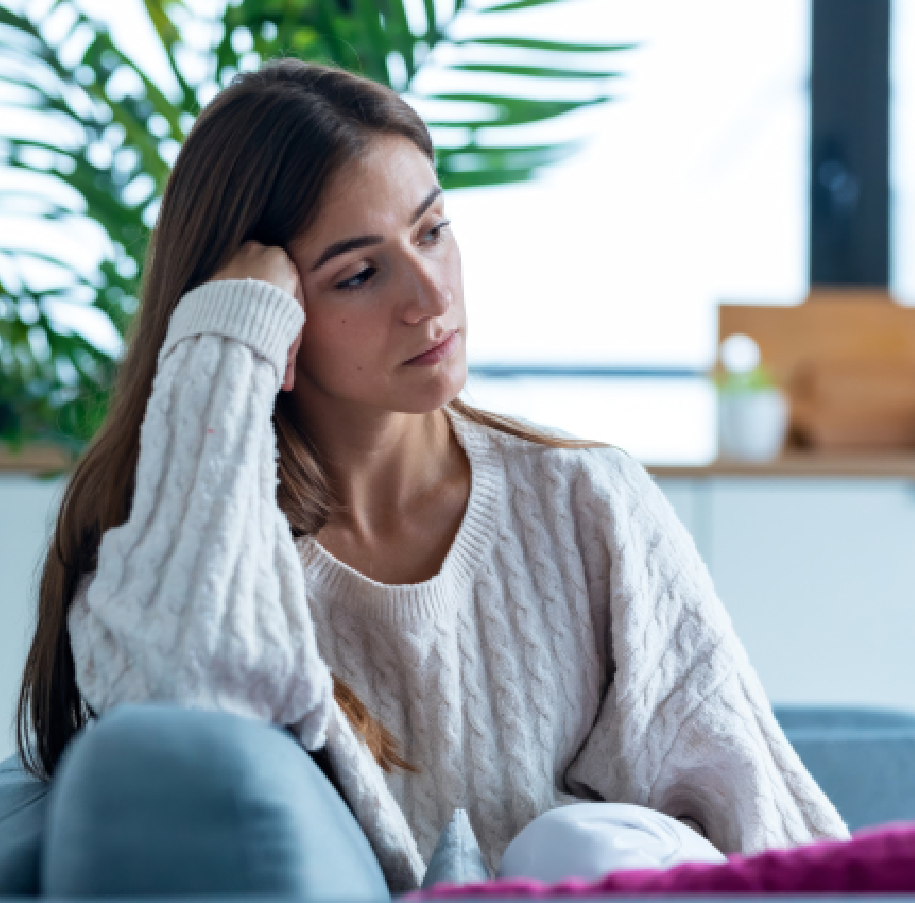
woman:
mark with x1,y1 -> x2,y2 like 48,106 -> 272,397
17,58 -> 848,892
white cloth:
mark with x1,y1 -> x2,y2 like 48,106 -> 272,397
498,803 -> 727,882
68,278 -> 850,894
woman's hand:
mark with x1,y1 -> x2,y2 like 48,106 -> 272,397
211,240 -> 305,391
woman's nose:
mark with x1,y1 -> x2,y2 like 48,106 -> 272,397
401,258 -> 451,323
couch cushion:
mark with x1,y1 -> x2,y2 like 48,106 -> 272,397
43,704 -> 390,900
775,705 -> 915,732
0,753 -> 50,895
774,705 -> 915,831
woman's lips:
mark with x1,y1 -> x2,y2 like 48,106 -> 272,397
403,330 -> 459,366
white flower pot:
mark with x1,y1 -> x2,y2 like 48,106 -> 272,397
717,388 -> 789,463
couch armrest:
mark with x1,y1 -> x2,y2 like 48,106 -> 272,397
42,704 -> 390,900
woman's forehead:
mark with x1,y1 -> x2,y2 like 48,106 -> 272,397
298,138 -> 441,257
323,136 -> 438,214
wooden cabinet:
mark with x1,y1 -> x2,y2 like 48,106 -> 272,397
719,295 -> 915,450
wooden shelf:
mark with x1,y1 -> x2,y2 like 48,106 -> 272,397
6,444 -> 915,480
648,453 -> 915,479
0,443 -> 74,475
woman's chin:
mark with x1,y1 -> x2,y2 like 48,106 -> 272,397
393,361 -> 468,414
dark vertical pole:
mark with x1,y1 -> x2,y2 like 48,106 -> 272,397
810,0 -> 889,286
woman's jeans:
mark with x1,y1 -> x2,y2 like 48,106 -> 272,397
0,704 -> 389,900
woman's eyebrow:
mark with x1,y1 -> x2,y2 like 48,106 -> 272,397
310,186 -> 444,273
310,235 -> 383,272
410,186 -> 443,224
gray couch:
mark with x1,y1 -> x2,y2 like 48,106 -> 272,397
3,703 -> 915,898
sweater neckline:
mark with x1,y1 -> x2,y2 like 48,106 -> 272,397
294,408 -> 503,625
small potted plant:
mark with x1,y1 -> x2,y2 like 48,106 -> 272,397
715,334 -> 789,463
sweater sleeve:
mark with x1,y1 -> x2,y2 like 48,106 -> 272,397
67,278 -> 333,750
563,447 -> 850,854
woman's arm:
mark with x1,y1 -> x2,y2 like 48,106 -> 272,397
563,447 -> 849,854
68,274 -> 332,750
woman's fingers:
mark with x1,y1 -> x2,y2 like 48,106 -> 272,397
211,240 -> 301,301
210,241 -> 307,382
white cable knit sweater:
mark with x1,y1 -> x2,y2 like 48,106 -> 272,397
68,278 -> 850,894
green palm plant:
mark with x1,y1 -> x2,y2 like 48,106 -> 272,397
0,0 -> 627,462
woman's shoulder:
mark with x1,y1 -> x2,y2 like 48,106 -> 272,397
451,406 -> 698,574
449,403 -> 654,499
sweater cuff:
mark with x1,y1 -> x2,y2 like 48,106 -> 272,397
160,278 -> 305,379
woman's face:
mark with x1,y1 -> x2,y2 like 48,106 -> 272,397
286,134 -> 467,416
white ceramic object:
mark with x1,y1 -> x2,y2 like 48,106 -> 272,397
720,333 -> 761,374
497,803 -> 727,883
717,388 -> 789,463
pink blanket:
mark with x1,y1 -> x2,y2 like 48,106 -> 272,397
412,823 -> 915,897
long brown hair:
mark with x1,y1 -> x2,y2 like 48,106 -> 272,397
17,58 -> 600,781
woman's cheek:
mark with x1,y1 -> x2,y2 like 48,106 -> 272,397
326,310 -> 387,375
297,311 -> 340,377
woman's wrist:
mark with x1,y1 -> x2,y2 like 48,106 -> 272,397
162,278 -> 304,381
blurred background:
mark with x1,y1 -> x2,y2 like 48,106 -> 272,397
2,0 -> 915,760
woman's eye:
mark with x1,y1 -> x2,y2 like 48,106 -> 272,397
421,220 -> 451,244
335,266 -> 376,291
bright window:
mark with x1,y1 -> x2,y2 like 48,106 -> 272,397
440,0 -> 812,369
449,0 -> 810,463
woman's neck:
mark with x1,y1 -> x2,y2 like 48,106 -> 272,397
300,400 -> 471,584
292,382 -> 463,521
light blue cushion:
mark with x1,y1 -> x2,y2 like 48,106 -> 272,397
421,808 -> 489,889
775,705 -> 915,733
42,704 -> 390,900
775,705 -> 915,831
0,753 -> 49,895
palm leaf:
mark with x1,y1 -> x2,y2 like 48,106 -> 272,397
427,94 -> 608,128
455,36 -> 635,52
451,63 -> 623,79
207,0 -> 625,185
139,0 -> 199,113
478,0 -> 573,10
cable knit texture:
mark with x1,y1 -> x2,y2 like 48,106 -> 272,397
68,278 -> 849,894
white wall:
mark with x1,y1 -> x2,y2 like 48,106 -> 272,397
3,472 -> 915,763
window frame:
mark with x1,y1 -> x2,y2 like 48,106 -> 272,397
809,0 -> 889,287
